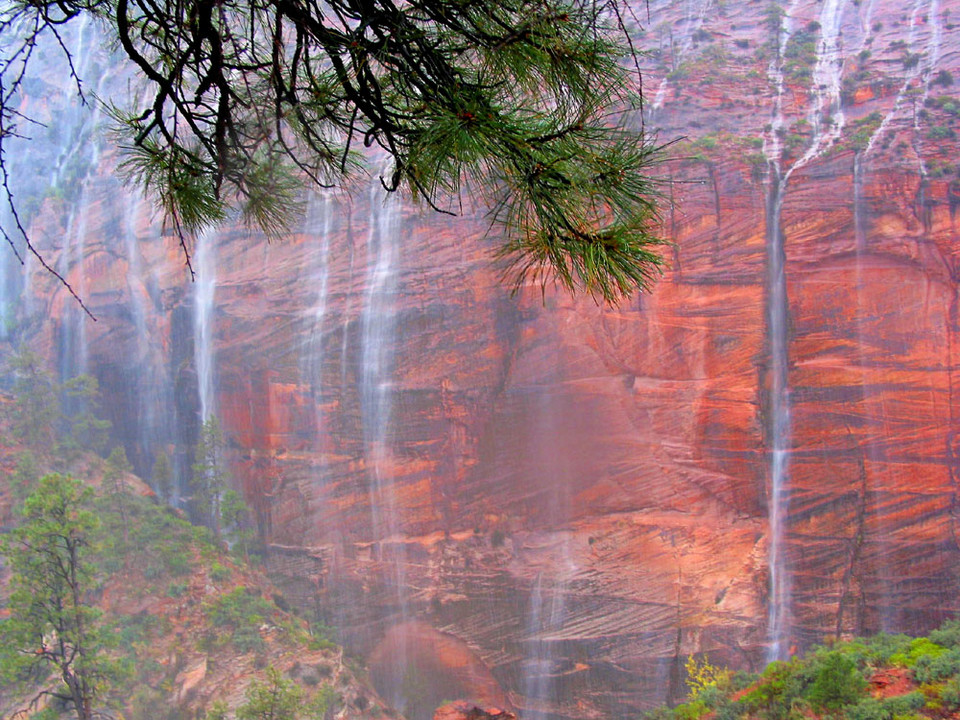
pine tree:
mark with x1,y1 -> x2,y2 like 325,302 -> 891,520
1,0 -> 665,306
237,667 -> 305,720
9,348 -> 59,448
192,416 -> 228,537
0,474 -> 114,720
151,450 -> 174,505
104,446 -> 133,545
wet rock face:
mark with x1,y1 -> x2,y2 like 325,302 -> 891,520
7,0 -> 960,717
433,701 -> 517,720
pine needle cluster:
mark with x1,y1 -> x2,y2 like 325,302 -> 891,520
2,0 -> 667,303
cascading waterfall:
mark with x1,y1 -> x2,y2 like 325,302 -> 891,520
360,182 -> 400,531
794,0 -> 848,166
302,192 -> 333,447
0,200 -> 24,341
58,193 -> 91,382
763,0 -> 859,659
522,564 -> 574,719
865,0 -> 940,155
651,0 -> 713,113
122,192 -> 174,479
765,168 -> 792,663
520,390 -> 576,718
523,574 -> 567,715
909,0 -> 942,186
194,228 -> 218,423
358,179 -> 407,711
761,0 -> 798,664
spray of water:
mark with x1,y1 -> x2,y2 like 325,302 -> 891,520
194,228 -> 218,423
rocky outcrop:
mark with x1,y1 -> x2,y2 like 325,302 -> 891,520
4,0 -> 960,717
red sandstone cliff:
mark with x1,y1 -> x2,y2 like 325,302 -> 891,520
4,0 -> 960,717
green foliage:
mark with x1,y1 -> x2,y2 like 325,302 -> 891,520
913,647 -> 960,683
9,348 -> 59,447
151,450 -> 174,505
60,375 -> 111,456
210,561 -> 232,582
883,692 -> 925,716
193,416 -> 232,537
901,52 -> 922,70
7,348 -> 112,460
933,70 -> 954,87
804,651 -> 867,712
203,586 -> 278,652
783,28 -> 818,83
237,667 -> 304,720
929,620 -> 960,648
740,660 -> 810,720
927,126 -> 956,141
5,0 -> 671,305
888,638 -> 947,668
0,474 -> 117,720
10,450 -> 40,510
850,112 -> 885,150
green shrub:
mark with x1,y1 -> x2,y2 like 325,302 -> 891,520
206,586 -> 275,629
930,620 -> 960,648
889,638 -> 947,668
210,562 -> 231,582
848,697 -> 890,720
805,651 -> 867,712
864,633 -> 913,663
882,692 -> 925,716
231,626 -> 265,653
913,647 -> 960,682
940,677 -> 960,709
928,126 -> 956,141
673,700 -> 709,720
740,660 -> 808,720
933,70 -> 954,87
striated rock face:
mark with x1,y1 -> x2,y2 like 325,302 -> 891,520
4,0 -> 960,717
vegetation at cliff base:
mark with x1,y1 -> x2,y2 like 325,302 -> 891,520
0,0 -> 667,305
655,622 -> 960,720
0,362 -> 378,720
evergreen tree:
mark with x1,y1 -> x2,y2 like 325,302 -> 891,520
60,375 -> 112,458
1,0 -> 665,306
236,667 -> 305,720
193,416 -> 228,537
9,348 -> 58,448
151,450 -> 174,506
10,450 -> 39,510
104,446 -> 133,545
0,474 -> 114,720
222,488 -> 257,562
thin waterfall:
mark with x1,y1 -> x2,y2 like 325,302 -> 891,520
794,0 -> 848,166
650,0 -> 713,114
359,179 -> 402,575
302,192 -> 333,448
360,183 -> 400,525
58,191 -> 91,382
761,0 -> 799,663
765,168 -> 791,663
520,389 -> 576,717
358,180 -> 407,713
194,228 -> 218,423
0,200 -> 24,340
123,192 -> 171,477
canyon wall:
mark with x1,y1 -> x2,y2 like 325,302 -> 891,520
3,0 -> 960,717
